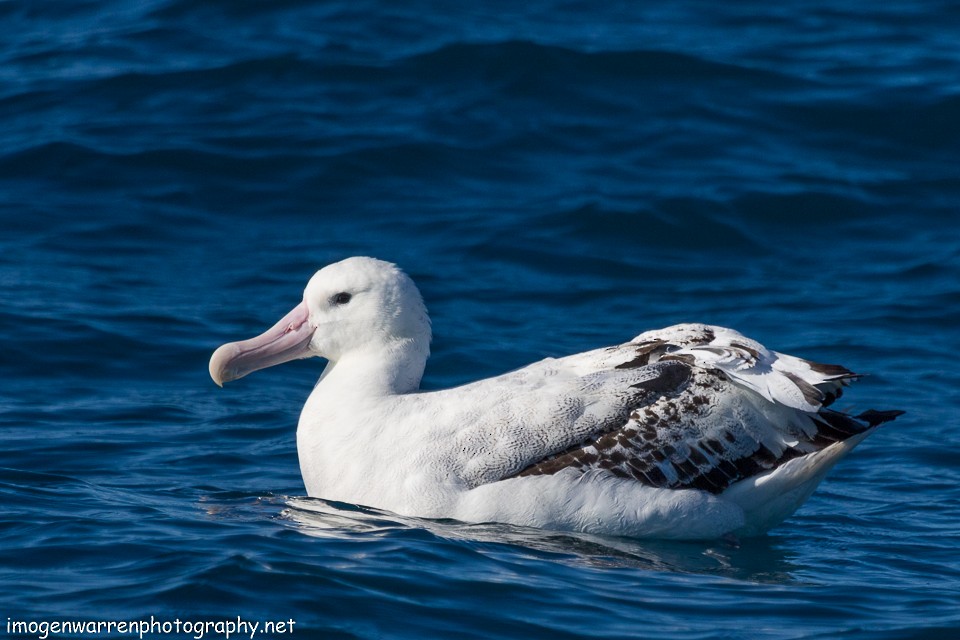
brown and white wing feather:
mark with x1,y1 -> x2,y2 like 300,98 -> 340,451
445,360 -> 693,489
473,323 -> 902,494
631,323 -> 860,412
510,365 -> 892,494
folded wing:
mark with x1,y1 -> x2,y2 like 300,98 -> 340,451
447,324 -> 901,494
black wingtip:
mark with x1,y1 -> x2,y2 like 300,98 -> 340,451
856,409 -> 906,428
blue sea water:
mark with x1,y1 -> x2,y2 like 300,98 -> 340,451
2,0 -> 959,638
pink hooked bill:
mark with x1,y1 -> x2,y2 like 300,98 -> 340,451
209,301 -> 313,386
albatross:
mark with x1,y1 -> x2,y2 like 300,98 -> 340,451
209,257 -> 902,539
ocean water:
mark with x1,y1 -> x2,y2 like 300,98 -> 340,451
2,0 -> 959,638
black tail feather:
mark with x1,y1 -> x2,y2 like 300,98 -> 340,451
856,409 -> 906,428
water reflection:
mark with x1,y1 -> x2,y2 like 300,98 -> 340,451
281,496 -> 800,584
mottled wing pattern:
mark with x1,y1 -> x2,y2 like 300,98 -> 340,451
449,360 -> 695,490
630,323 -> 860,412
513,367 -> 889,494
508,324 -> 903,494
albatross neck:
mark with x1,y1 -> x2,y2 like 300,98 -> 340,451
316,339 -> 428,397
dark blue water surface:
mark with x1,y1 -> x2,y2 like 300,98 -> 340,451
2,1 -> 959,638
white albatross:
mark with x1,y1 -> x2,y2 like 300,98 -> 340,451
209,257 -> 903,539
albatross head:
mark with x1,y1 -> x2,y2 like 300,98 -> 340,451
209,257 -> 431,390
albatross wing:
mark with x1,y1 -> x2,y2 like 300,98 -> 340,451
434,323 -> 901,537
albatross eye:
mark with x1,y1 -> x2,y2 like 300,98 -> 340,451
331,292 -> 352,305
